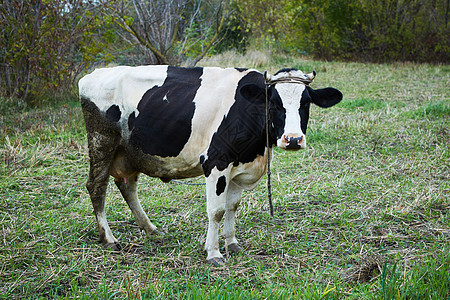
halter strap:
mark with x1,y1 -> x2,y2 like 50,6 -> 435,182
266,76 -> 313,86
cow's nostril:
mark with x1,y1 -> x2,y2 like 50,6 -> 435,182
285,136 -> 302,149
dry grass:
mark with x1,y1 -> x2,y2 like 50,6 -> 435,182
198,50 -> 271,69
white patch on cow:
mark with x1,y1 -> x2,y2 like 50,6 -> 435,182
271,69 -> 309,149
79,65 -> 168,114
162,94 -> 169,102
275,83 -> 307,148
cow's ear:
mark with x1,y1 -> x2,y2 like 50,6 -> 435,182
239,84 -> 266,104
309,87 -> 342,108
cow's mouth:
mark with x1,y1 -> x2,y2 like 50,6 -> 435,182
285,143 -> 302,150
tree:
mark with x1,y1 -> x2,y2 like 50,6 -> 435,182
109,0 -> 229,66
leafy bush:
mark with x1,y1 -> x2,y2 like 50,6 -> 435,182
234,0 -> 449,63
0,0 -> 113,103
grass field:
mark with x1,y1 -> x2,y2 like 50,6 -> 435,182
0,53 -> 449,299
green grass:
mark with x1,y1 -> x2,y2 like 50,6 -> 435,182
1,54 -> 449,299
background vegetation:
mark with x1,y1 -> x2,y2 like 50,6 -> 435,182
0,53 -> 449,299
1,0 -> 449,104
236,0 -> 449,62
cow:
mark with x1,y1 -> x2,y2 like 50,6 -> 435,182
78,65 -> 342,266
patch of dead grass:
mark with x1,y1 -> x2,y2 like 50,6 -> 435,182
1,135 -> 24,167
344,254 -> 384,283
198,50 -> 271,69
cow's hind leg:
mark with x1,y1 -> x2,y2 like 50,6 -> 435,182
86,133 -> 120,250
222,181 -> 244,254
114,176 -> 162,236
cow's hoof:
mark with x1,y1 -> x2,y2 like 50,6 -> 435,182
207,257 -> 226,267
103,242 -> 122,251
151,228 -> 165,236
228,243 -> 243,253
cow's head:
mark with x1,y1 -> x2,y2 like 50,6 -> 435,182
240,68 -> 342,150
267,68 -> 342,150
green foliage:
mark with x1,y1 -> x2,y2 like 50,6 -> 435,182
214,2 -> 249,54
232,0 -> 297,50
234,0 -> 449,63
177,23 -> 217,60
1,0 -> 448,106
0,0 -> 115,103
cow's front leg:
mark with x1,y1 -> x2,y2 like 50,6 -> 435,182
114,175 -> 162,237
205,169 -> 231,266
222,180 -> 244,254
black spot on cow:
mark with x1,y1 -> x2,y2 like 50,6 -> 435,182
235,68 -> 248,72
129,66 -> 203,157
216,175 -> 227,196
268,88 -> 286,140
274,68 -> 298,75
202,71 -> 279,177
199,154 -> 206,165
128,111 -> 136,131
298,88 -> 312,134
106,105 -> 121,122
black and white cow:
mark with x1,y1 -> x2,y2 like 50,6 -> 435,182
78,66 -> 342,265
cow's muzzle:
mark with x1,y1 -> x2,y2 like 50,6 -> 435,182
280,135 -> 305,150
